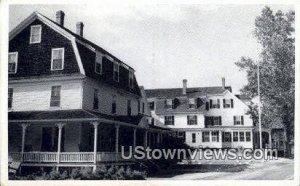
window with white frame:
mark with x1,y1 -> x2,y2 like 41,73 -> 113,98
165,99 -> 174,109
192,133 -> 196,143
129,71 -> 134,88
187,115 -> 197,125
202,131 -> 210,142
233,132 -> 239,142
51,48 -> 64,70
95,52 -> 102,74
30,25 -> 42,44
246,132 -> 251,142
164,116 -> 174,125
188,98 -> 196,109
113,62 -> 119,82
239,132 -> 245,142
8,52 -> 18,74
223,99 -> 233,108
234,116 -> 244,125
50,86 -> 61,107
210,99 -> 220,108
211,131 -> 219,142
8,88 -> 13,109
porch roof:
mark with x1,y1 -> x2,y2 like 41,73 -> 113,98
8,109 -> 144,126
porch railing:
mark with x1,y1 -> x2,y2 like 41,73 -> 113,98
9,152 -> 131,163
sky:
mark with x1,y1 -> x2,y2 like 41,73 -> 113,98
9,4 -> 294,94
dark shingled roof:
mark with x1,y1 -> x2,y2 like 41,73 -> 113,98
8,109 -> 144,126
145,86 -> 232,98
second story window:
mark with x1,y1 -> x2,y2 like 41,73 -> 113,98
93,89 -> 99,110
50,86 -> 61,107
30,25 -> 42,44
51,48 -> 64,71
188,98 -> 196,109
129,71 -> 134,88
209,99 -> 220,109
164,116 -> 174,125
223,99 -> 234,108
127,100 -> 131,116
113,62 -> 119,82
205,116 -> 222,127
234,116 -> 244,125
111,96 -> 116,114
95,53 -> 102,75
165,99 -> 174,109
8,52 -> 18,74
187,115 -> 197,125
8,88 -> 13,109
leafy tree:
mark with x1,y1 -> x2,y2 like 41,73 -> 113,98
235,6 -> 295,156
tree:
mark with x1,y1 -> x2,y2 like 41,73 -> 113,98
235,6 -> 295,156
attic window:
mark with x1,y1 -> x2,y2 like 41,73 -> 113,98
30,25 -> 42,44
95,52 -> 103,75
129,71 -> 134,88
113,62 -> 119,82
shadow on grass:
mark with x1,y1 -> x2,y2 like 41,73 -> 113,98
150,164 -> 249,178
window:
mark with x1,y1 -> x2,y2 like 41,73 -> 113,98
233,132 -> 239,142
210,99 -> 220,109
202,131 -> 210,142
50,86 -> 61,107
148,101 -> 155,110
192,133 -> 196,143
30,25 -> 42,44
239,132 -> 245,142
93,89 -> 99,110
211,131 -> 219,142
142,102 -> 145,113
165,99 -> 174,109
188,98 -> 196,109
111,96 -> 116,114
164,116 -> 174,125
95,53 -> 102,74
51,48 -> 64,70
187,115 -> 197,125
129,71 -> 134,88
113,62 -> 119,82
138,100 -> 140,113
8,52 -> 18,74
8,88 -> 13,109
223,99 -> 233,108
246,132 -> 251,142
205,116 -> 222,126
222,132 -> 232,142
234,116 -> 244,125
127,100 -> 131,116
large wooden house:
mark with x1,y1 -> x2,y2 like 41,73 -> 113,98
8,10 -> 170,172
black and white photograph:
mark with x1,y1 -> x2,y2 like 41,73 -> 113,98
0,0 -> 299,184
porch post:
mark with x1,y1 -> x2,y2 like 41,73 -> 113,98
21,124 -> 30,161
144,130 -> 148,148
133,128 -> 137,150
56,123 -> 65,167
91,121 -> 99,164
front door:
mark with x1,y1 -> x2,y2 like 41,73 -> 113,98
222,132 -> 232,148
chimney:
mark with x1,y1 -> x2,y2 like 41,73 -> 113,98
56,10 -> 65,26
222,77 -> 225,89
76,22 -> 84,37
182,79 -> 187,95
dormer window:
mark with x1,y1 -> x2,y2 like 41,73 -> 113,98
8,52 -> 18,74
30,25 -> 42,44
95,52 -> 103,75
113,62 -> 119,82
188,98 -> 196,109
129,71 -> 134,88
223,99 -> 234,108
51,48 -> 64,71
165,99 -> 174,109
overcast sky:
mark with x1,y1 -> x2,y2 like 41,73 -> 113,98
9,4 -> 294,94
